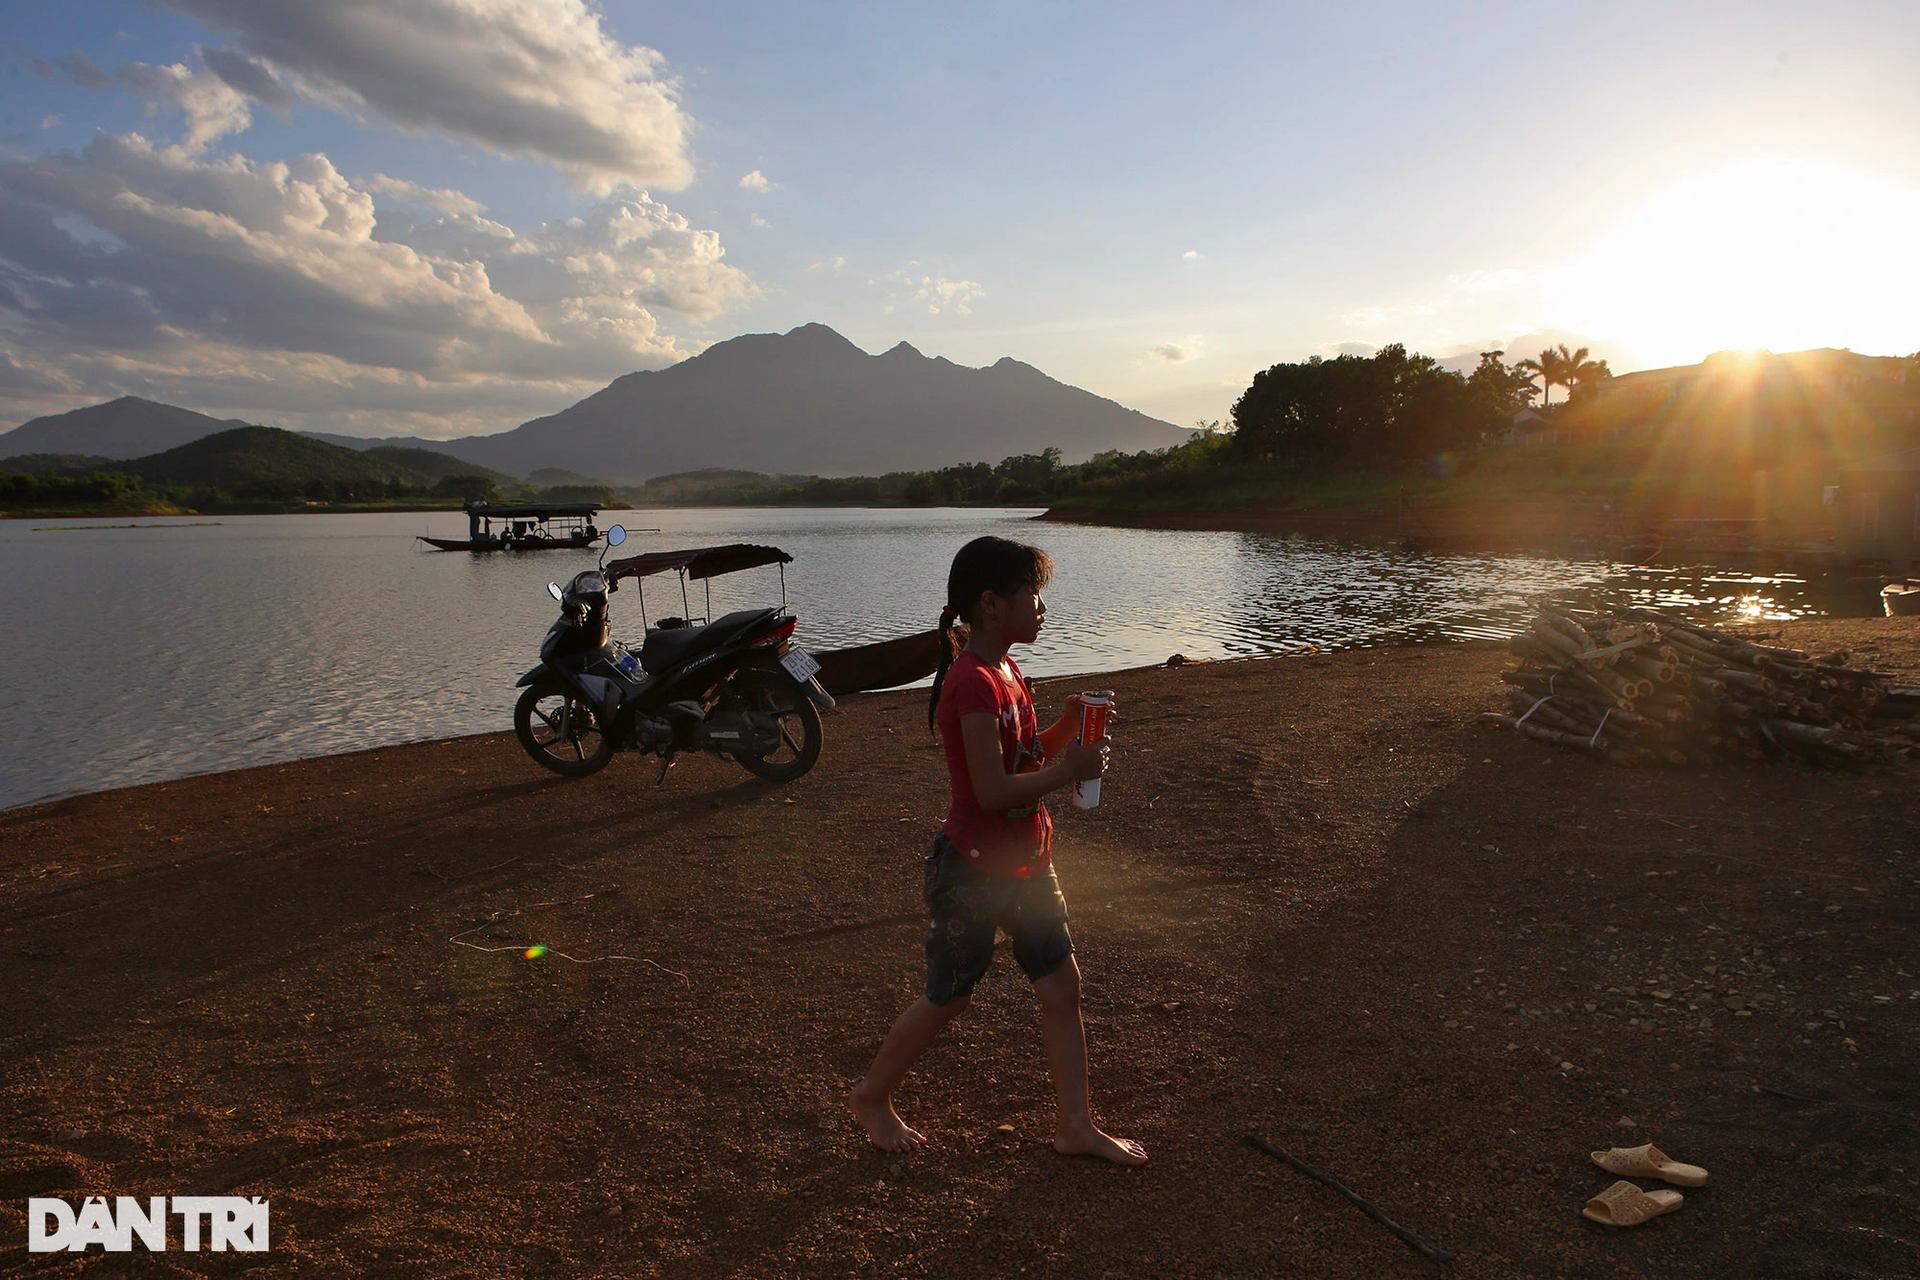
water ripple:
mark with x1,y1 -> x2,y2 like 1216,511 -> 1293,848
0,508 -> 1870,810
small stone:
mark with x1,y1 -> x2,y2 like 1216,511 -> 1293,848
1482,844 -> 1497,852
57,1129 -> 85,1141
1444,1020 -> 1459,1029
1824,905 -> 1841,913
1735,1009 -> 1753,1017
1617,1116 -> 1638,1128
1559,1061 -> 1574,1071
1723,995 -> 1746,1011
1162,1001 -> 1182,1012
1583,1002 -> 1598,1013
1651,990 -> 1673,1001
996,1124 -> 1016,1136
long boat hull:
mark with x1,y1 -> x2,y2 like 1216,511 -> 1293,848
417,535 -> 596,553
814,628 -> 944,696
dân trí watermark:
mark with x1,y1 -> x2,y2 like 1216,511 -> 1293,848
27,1196 -> 269,1252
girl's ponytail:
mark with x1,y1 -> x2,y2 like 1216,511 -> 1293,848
926,536 -> 1053,735
927,605 -> 959,733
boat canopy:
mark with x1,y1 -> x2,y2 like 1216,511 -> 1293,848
464,501 -> 602,518
606,543 -> 793,583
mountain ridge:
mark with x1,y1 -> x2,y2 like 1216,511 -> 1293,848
3,324 -> 1189,482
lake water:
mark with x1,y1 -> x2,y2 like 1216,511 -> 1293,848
0,507 -> 1878,810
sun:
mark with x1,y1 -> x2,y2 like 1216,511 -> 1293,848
1564,157 -> 1920,368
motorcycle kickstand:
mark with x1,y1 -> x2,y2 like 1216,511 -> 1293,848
654,749 -> 677,788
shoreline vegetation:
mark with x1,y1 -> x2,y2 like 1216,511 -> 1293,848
11,344 -> 1920,557
3,623 -> 1914,1275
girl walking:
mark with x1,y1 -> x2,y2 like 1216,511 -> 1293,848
847,535 -> 1146,1165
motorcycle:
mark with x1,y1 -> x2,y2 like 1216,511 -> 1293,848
512,525 -> 834,783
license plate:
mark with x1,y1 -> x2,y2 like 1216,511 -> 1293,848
780,646 -> 821,681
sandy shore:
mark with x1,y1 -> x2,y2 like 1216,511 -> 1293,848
3,621 -> 1917,1277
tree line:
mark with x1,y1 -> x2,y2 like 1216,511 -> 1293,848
1228,344 -> 1609,464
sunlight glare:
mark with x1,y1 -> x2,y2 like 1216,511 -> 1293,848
1565,158 -> 1920,368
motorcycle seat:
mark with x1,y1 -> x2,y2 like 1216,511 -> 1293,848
641,607 -> 779,672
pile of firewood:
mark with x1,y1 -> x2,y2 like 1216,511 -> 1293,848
1481,604 -> 1920,768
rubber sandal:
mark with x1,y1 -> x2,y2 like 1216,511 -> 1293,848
1582,1179 -> 1684,1227
1590,1142 -> 1709,1187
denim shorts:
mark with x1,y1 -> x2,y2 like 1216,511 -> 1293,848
923,833 -> 1074,1006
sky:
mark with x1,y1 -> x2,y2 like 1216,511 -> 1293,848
3,0 -> 1919,444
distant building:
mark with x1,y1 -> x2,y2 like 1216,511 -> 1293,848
1496,407 -> 1557,447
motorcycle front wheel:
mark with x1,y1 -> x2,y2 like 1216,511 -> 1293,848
514,679 -> 614,777
725,666 -> 823,782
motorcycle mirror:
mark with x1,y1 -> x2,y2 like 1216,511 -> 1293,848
547,582 -> 564,601
606,524 -> 627,548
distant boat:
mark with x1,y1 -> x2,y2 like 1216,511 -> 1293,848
1882,581 -> 1920,616
418,500 -> 602,552
815,628 -> 944,695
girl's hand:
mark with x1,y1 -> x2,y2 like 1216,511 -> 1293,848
1064,737 -> 1109,782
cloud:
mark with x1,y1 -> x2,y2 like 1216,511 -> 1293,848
0,132 -> 752,433
156,0 -> 694,192
363,173 -> 487,217
748,213 -> 769,229
113,59 -> 257,152
738,169 -> 772,193
1149,335 -> 1204,362
916,275 -> 982,315
199,46 -> 294,114
809,255 -> 846,272
870,268 -> 982,316
40,115 -> 61,130
1182,249 -> 1200,260
58,52 -> 111,91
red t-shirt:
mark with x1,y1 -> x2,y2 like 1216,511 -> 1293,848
937,650 -> 1053,878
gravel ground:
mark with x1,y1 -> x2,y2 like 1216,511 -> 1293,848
2,619 -> 1916,1277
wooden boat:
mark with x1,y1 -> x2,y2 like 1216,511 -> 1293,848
815,628 -> 945,696
1882,581 -> 1920,616
419,500 -> 603,552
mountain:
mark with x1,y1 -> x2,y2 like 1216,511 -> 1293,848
298,429 -> 469,455
423,324 -> 1190,481
125,427 -> 428,491
7,325 -> 1190,482
0,397 -> 261,459
0,453 -> 117,475
363,446 -> 515,487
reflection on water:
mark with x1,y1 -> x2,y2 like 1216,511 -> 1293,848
0,508 -> 1881,810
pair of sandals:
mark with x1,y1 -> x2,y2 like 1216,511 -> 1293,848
1582,1144 -> 1709,1227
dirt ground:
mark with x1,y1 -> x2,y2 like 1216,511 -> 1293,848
3,620 -> 1917,1278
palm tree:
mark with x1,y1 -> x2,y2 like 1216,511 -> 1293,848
1517,344 -> 1603,408
1566,353 -> 1613,402
1515,348 -> 1566,409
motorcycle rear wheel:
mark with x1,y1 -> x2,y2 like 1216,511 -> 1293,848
726,666 -> 823,782
515,679 -> 614,777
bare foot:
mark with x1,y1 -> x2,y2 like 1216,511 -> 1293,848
848,1085 -> 926,1153
1054,1123 -> 1147,1166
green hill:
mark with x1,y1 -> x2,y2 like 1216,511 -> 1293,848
0,452 -> 117,475
365,446 -> 514,486
128,426 -> 429,494
527,466 -> 614,487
